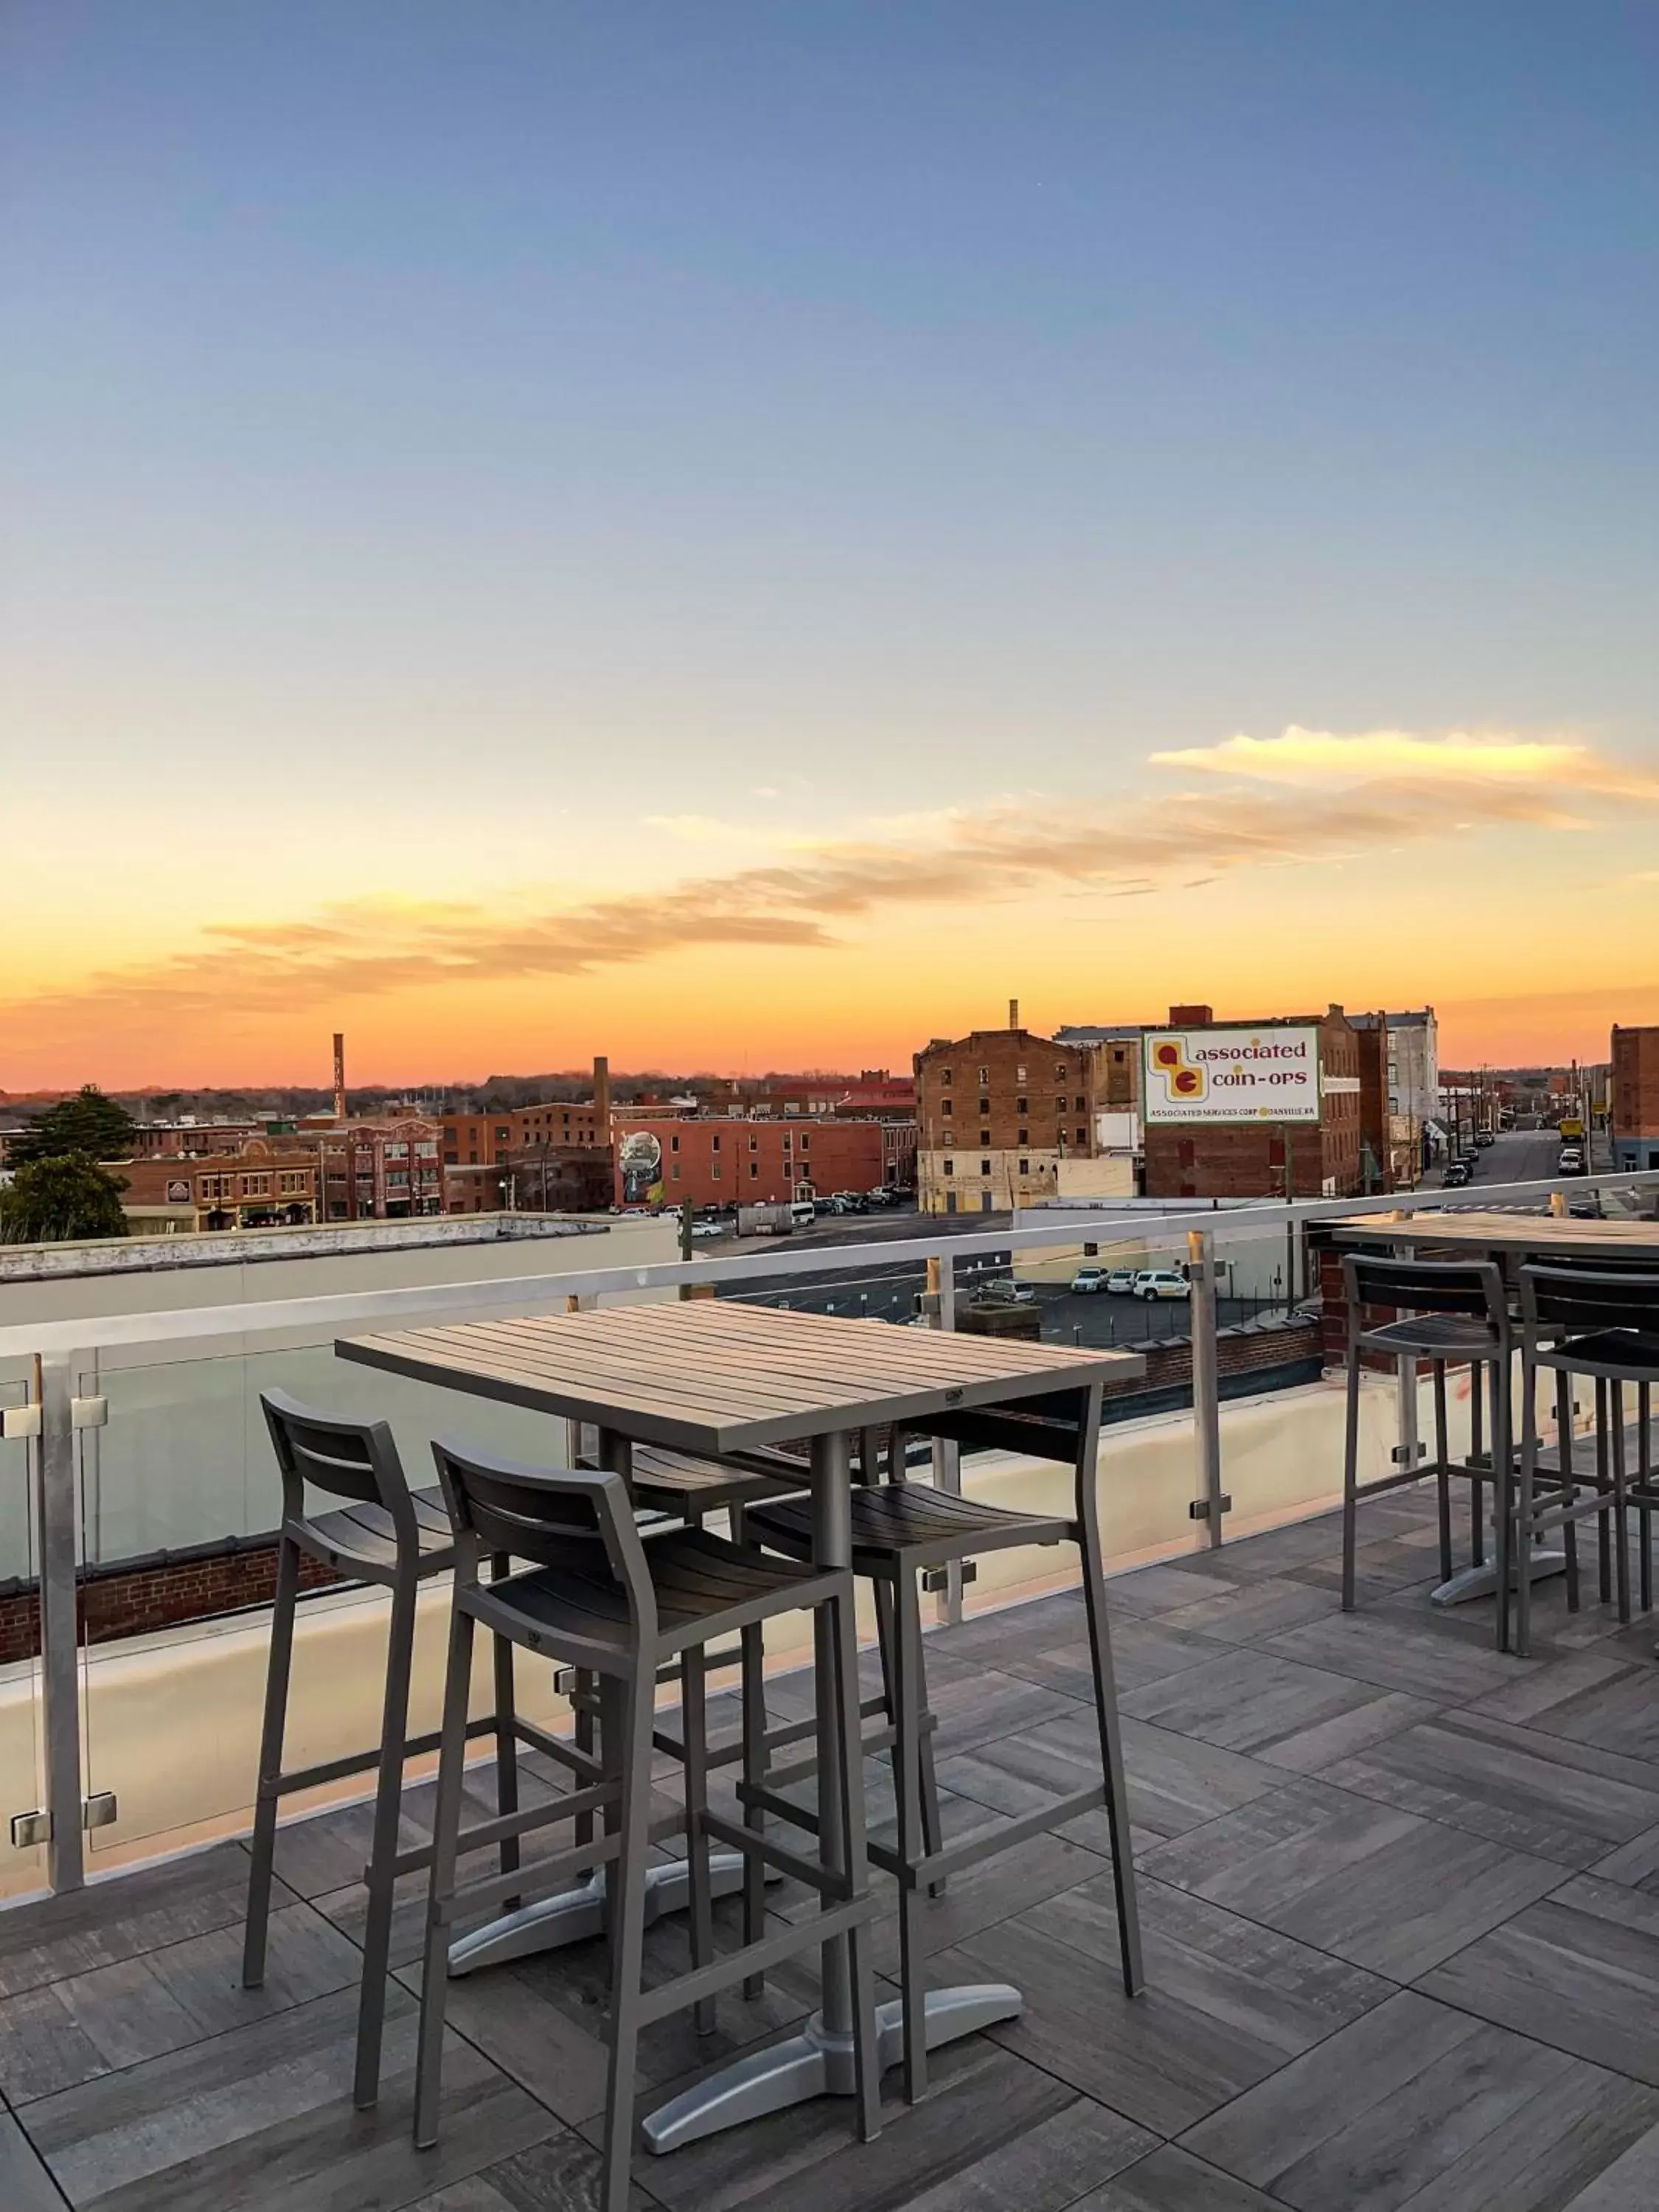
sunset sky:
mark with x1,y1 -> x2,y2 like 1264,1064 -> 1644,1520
4,3 -> 1657,1089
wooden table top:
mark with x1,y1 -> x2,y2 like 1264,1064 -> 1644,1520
1329,1209 -> 1659,1261
337,1298 -> 1144,1454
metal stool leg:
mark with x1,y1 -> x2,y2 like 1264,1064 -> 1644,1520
1492,1357 -> 1514,1655
1432,1362 -> 1453,1584
829,1580 -> 882,2143
739,1620 -> 768,1999
413,1599 -> 476,2150
1557,1371 -> 1581,1613
1341,1333 -> 1363,1611
602,1671 -> 658,2212
1613,1381 -> 1632,1625
893,1565 -> 930,2104
490,1552 -> 521,1910
1639,1384 -> 1653,1614
681,1641 -> 717,2034
1470,1377 -> 1486,1568
355,1573 -> 420,2108
243,1532 -> 302,1990
1515,1363 -> 1539,1658
1597,1380 -> 1613,1602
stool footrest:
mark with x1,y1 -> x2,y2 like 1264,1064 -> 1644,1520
873,1784 -> 1108,1888
634,1893 -> 877,2030
437,1828 -> 619,1928
381,1778 -> 613,1882
701,1809 -> 852,1901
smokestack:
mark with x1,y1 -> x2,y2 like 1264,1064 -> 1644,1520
1008,998 -> 1020,1031
332,1033 -> 347,1123
592,1054 -> 611,1130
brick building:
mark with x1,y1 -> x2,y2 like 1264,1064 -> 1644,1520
117,1143 -> 319,1231
1141,1004 -> 1364,1200
1612,1025 -> 1659,1171
313,1117 -> 444,1220
1054,1026 -> 1144,1109
611,1115 -> 895,1209
914,1022 -> 1109,1215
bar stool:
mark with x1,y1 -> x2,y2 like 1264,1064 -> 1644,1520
414,1439 -> 881,2211
1339,1253 -> 1512,1639
742,1388 -> 1141,2105
243,1391 -> 530,2109
1514,1264 -> 1659,1655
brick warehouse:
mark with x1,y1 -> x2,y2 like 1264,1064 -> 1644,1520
914,1012 -> 1110,1214
1141,1004 -> 1365,1200
1612,1023 -> 1659,1171
610,1113 -> 902,1208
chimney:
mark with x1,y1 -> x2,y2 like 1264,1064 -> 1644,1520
1008,998 -> 1020,1031
592,1054 -> 611,1130
332,1033 -> 347,1122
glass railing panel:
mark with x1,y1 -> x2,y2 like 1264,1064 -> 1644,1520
0,1369 -> 44,1896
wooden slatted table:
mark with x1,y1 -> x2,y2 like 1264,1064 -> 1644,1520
338,1299 -> 1144,2153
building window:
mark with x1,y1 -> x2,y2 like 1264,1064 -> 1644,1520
670,1134 -> 679,1152
1074,1095 -> 1085,1111
671,1162 -> 681,1180
1055,1095 -> 1067,1110
1018,1158 -> 1030,1175
712,1134 -> 721,1152
748,1134 -> 759,1151
1054,1062 -> 1068,1078
1076,1127 -> 1086,1146
750,1161 -> 759,1179
977,1065 -> 990,1083
799,1133 -> 809,1150
981,1158 -> 992,1175
1015,1065 -> 1026,1082
712,1164 -> 720,1181
939,1068 -> 952,1086
978,1096 -> 990,1116
942,1158 -> 954,1176
495,1127 -> 509,1142
1018,1127 -> 1029,1144
979,1129 -> 990,1146
1016,1096 -> 1027,1113
941,1099 -> 952,1116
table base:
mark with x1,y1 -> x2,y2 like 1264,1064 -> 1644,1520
1430,1550 -> 1567,1608
640,1982 -> 1023,2154
448,1855 -> 753,1977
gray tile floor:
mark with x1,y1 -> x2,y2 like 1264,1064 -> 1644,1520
7,1486 -> 1659,2209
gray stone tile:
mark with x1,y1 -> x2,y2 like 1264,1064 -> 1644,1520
408,2132 -> 658,2209
22,1982 -> 558,2211
0,1846 -> 265,2002
1120,1646 -> 1422,1761
1463,1648 -> 1639,1725
1253,1691 -> 1439,1777
952,1869 -> 1390,2137
1141,1776 -> 1565,1980
1324,1708 -> 1659,1867
1001,1616 -> 1229,1700
1158,1577 -> 1340,1646
0,2104 -> 66,2212
1561,2118 -> 1659,2211
1261,1609 -> 1538,1703
936,1703 -> 1283,1856
1524,1666 -> 1659,1764
1419,1874 -> 1659,2085
1105,1562 -> 1241,1615
1071,2145 -> 1283,2210
1184,1988 -> 1659,2212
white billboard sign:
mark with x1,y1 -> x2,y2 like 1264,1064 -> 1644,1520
1142,1024 -> 1322,1124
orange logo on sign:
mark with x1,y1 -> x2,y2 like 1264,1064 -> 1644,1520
1150,1036 -> 1206,1104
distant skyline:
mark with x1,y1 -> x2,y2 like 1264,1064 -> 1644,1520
4,4 -> 1656,1086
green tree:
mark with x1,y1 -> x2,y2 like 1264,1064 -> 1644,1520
0,1156 -> 131,1242
10,1085 -> 138,1166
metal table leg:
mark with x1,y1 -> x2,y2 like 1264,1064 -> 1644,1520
641,1427 -> 1021,2156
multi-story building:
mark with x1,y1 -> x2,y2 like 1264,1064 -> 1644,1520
914,1023 -> 1110,1215
1611,1026 -> 1659,1170
611,1115 -> 897,1210
126,1119 -> 271,1160
1352,1014 -> 1428,1190
313,1117 -> 444,1220
1054,1026 -> 1144,1110
117,1144 -> 319,1231
1140,1004 -> 1365,1200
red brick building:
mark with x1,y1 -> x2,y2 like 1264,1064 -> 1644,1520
313,1118 -> 444,1220
611,1115 -> 894,1209
914,1022 -> 1110,1214
118,1144 -> 319,1230
1612,1025 -> 1659,1171
1141,1005 -> 1364,1200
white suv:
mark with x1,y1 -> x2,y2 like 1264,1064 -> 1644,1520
1134,1268 -> 1190,1302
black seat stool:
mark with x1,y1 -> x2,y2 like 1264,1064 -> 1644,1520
744,1385 -> 1142,2105
414,1439 -> 882,2212
244,1391 -> 539,2108
1339,1254 -> 1514,1642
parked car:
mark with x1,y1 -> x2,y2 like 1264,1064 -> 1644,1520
1134,1268 -> 1190,1302
1475,1130 -> 1495,1148
973,1276 -> 1037,1306
1444,1159 -> 1472,1187
1105,1267 -> 1138,1295
1070,1265 -> 1109,1294
690,1220 -> 725,1241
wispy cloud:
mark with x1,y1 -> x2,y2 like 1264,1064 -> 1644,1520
10,726 -> 1655,1039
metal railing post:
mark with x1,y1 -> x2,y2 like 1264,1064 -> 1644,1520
35,1352 -> 86,1893
1186,1231 -> 1228,1549
928,1253 -> 965,1624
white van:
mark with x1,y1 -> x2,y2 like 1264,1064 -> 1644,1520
789,1199 -> 816,1227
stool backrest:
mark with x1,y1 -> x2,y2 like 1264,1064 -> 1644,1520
1341,1253 -> 1506,1329
431,1438 -> 655,1633
261,1388 -> 414,1537
1518,1262 -> 1659,1338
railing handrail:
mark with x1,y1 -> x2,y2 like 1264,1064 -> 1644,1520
1,1170 -> 1654,1365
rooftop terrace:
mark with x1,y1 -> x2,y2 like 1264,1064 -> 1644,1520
7,1479 -> 1659,2212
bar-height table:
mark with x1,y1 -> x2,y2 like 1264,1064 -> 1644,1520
338,1298 -> 1144,2151
1329,1210 -> 1659,1607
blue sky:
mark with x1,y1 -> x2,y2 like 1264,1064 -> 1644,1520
4,2 -> 1658,1080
